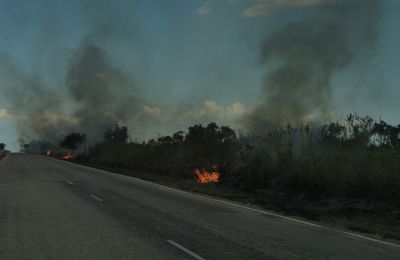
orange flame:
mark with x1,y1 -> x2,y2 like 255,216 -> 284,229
63,151 -> 78,160
194,167 -> 220,184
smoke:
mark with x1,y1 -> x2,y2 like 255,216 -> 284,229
250,0 -> 382,129
66,42 -> 140,142
0,39 -> 142,145
0,54 -> 71,144
0,0 -> 144,146
0,40 -> 247,145
0,0 -> 384,147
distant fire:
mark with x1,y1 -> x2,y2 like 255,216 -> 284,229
63,151 -> 78,160
194,166 -> 220,184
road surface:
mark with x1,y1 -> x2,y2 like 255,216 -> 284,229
0,153 -> 399,259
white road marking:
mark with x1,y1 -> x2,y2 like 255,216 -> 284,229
205,197 -> 400,248
44,155 -> 400,248
158,183 -> 400,248
167,240 -> 206,260
66,180 -> 74,185
90,194 -> 103,202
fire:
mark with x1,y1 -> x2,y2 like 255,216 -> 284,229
63,152 -> 72,160
194,167 -> 220,184
63,151 -> 78,160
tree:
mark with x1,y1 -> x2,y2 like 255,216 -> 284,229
345,114 -> 373,147
372,120 -> 400,148
60,133 -> 86,150
104,124 -> 129,143
0,143 -> 6,150
320,122 -> 346,146
185,124 -> 206,144
172,131 -> 185,144
157,136 -> 174,145
21,140 -> 55,154
220,126 -> 236,142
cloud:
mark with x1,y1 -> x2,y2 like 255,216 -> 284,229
243,0 -> 330,17
243,2 -> 269,17
269,0 -> 326,6
181,100 -> 251,124
136,100 -> 251,124
127,101 -> 252,140
135,105 -> 171,123
37,111 -> 79,125
0,108 -> 11,119
194,1 -> 212,16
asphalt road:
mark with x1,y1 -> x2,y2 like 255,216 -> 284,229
0,153 -> 399,259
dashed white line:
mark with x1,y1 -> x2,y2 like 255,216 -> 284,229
167,240 -> 206,260
90,194 -> 103,202
66,180 -> 74,185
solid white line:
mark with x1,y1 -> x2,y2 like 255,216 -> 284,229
205,197 -> 400,248
90,194 -> 103,202
167,240 -> 206,260
43,156 -> 400,248
160,184 -> 399,248
67,180 -> 74,185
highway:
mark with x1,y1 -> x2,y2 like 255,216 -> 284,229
0,153 -> 399,259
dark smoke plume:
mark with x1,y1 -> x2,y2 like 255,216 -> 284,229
0,42 -> 140,145
0,0 -> 143,146
251,0 -> 381,129
66,42 -> 140,143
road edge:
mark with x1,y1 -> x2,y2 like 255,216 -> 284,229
43,154 -> 400,249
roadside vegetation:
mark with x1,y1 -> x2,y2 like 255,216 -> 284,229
79,115 -> 400,203
23,115 -> 400,240
0,142 -> 8,160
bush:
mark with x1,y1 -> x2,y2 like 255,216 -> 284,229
81,116 -> 400,203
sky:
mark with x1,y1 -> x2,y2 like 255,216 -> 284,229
0,0 -> 399,151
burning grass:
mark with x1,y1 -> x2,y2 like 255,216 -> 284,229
63,151 -> 79,160
45,148 -> 78,160
194,166 -> 220,184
